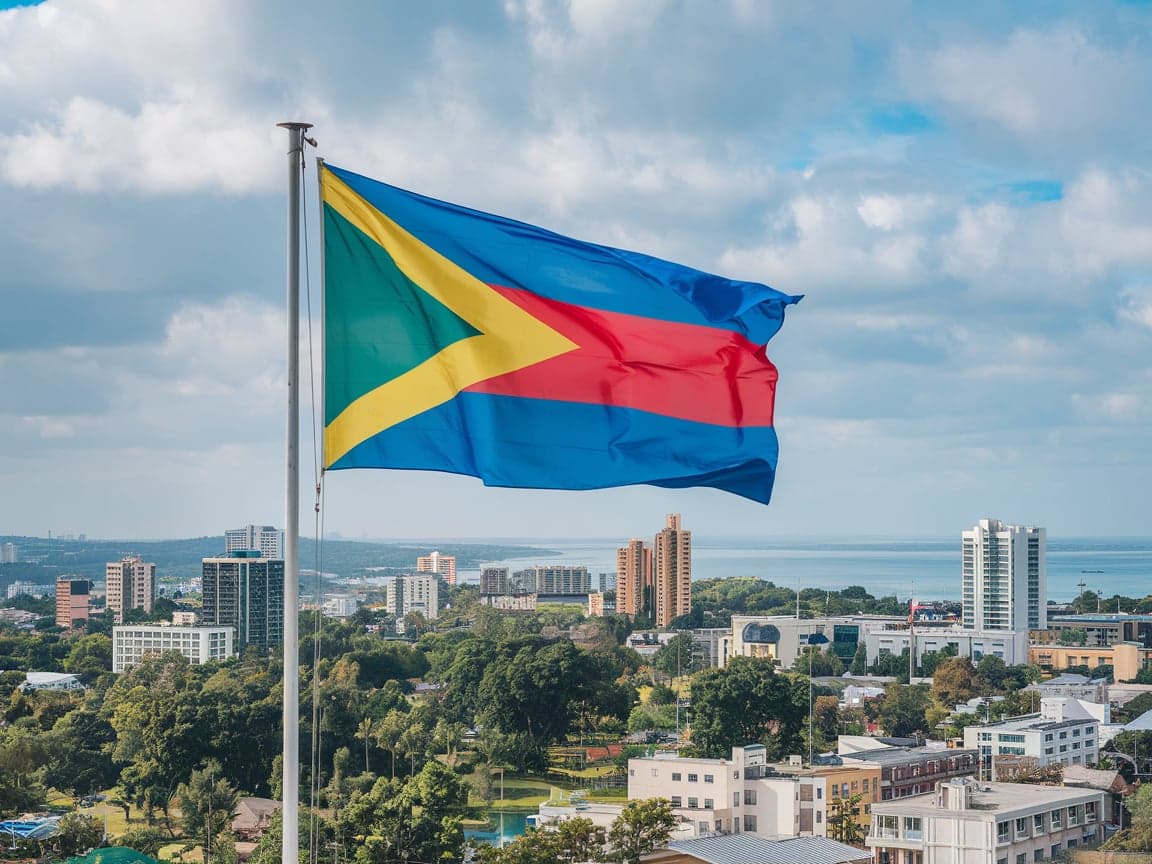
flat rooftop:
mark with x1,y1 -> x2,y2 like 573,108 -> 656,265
841,746 -> 978,766
870,781 -> 1102,817
970,712 -> 1095,733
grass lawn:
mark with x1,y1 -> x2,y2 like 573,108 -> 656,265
464,774 -> 563,811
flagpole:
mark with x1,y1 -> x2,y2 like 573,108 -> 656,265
278,120 -> 311,864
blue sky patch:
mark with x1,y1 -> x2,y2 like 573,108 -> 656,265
867,104 -> 936,136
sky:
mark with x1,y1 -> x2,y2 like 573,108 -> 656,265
1,0 -> 1150,541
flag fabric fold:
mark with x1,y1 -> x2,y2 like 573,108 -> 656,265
321,163 -> 800,504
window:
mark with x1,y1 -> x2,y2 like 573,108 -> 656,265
1086,801 -> 1097,822
733,792 -> 740,807
651,769 -> 659,777
816,811 -> 822,824
1017,854 -> 1027,864
817,787 -> 823,799
743,815 -> 757,832
1050,810 -> 1062,829
733,771 -> 739,779
863,779 -> 870,792
1067,839 -> 1078,849
744,790 -> 757,805
904,817 -> 922,840
1034,813 -> 1044,832
705,774 -> 714,783
629,769 -> 634,777
697,821 -> 709,835
688,797 -> 698,809
671,772 -> 681,782
688,773 -> 698,783
997,821 -> 1010,843
1016,817 -> 1028,835
671,796 -> 682,807
704,798 -> 714,809
1034,851 -> 1044,862
877,815 -> 899,839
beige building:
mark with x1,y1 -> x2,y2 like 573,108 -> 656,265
628,745 -> 831,838
616,538 -> 651,618
416,551 -> 456,585
1030,641 -> 1152,682
654,514 -> 691,628
113,624 -> 234,672
386,574 -> 439,631
105,556 -> 157,624
867,778 -> 1105,864
55,577 -> 91,628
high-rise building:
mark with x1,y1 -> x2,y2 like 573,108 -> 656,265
201,552 -> 285,649
480,567 -> 510,596
653,513 -> 692,628
514,565 -> 591,596
105,556 -> 157,624
416,551 -> 457,586
962,518 -> 1046,631
224,525 -> 285,559
616,538 -> 651,618
0,542 -> 18,564
385,575 -> 439,631
55,577 -> 91,628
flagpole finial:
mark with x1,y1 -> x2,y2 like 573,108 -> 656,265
277,122 -> 317,147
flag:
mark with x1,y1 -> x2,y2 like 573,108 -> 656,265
320,163 -> 801,504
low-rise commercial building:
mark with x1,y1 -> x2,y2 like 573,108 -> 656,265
866,627 -> 1030,668
1029,641 -> 1152,682
839,746 -> 979,801
628,745 -> 832,837
866,778 -> 1105,864
962,700 -> 1099,779
112,625 -> 235,672
1032,614 -> 1152,649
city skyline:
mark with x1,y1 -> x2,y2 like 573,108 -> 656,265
1,2 -> 1150,540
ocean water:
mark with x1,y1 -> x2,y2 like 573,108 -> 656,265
456,537 -> 1152,603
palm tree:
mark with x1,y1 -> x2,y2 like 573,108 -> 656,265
354,718 -> 374,774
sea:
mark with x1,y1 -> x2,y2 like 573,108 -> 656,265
445,536 -> 1152,603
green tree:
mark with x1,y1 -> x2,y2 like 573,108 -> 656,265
606,798 -> 677,864
827,793 -> 865,844
53,812 -> 103,857
974,655 -> 1010,693
1106,782 -> 1152,851
355,717 -> 375,774
794,647 -> 844,677
177,763 -> 240,862
877,684 -> 931,738
652,633 -> 694,681
931,657 -> 976,708
849,642 -> 868,675
1059,628 -> 1088,646
116,827 -> 170,857
686,657 -> 804,759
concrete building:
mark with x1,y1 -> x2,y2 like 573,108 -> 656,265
201,552 -> 285,649
55,577 -> 91,628
1030,641 -> 1152,681
866,626 -> 1030,668
961,518 -> 1046,631
172,611 -> 198,626
1025,674 -> 1109,705
112,624 -> 235,672
480,566 -> 510,596
772,760 -> 883,834
385,574 -> 438,630
729,615 -> 899,670
1032,613 -> 1152,648
588,593 -> 608,616
616,538 -> 651,619
6,581 -> 53,599
416,551 -> 456,586
225,525 -> 284,559
323,595 -> 362,618
514,564 -> 591,596
481,593 -> 536,611
866,778 -> 1105,864
105,556 -> 156,624
839,745 -> 980,801
0,542 -> 18,563
691,628 -> 732,669
653,514 -> 691,628
963,700 -> 1099,778
628,745 -> 831,838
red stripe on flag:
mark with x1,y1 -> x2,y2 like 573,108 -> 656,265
464,286 -> 779,427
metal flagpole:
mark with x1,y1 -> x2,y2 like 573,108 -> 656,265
278,120 -> 311,864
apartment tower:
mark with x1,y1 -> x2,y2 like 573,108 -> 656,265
616,538 -> 652,618
201,552 -> 285,649
55,577 -> 91,629
416,551 -> 457,586
653,513 -> 692,627
105,556 -> 157,624
962,518 -> 1046,631
224,525 -> 284,559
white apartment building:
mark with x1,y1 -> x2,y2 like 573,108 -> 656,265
386,575 -> 439,631
0,542 -> 18,563
112,625 -> 235,672
628,745 -> 828,838
867,779 -> 1105,864
963,699 -> 1099,779
105,556 -> 157,624
962,518 -> 1046,631
225,525 -> 284,559
866,626 -> 1030,668
6,581 -> 53,599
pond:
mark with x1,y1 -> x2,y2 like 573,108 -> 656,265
464,810 -> 530,847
